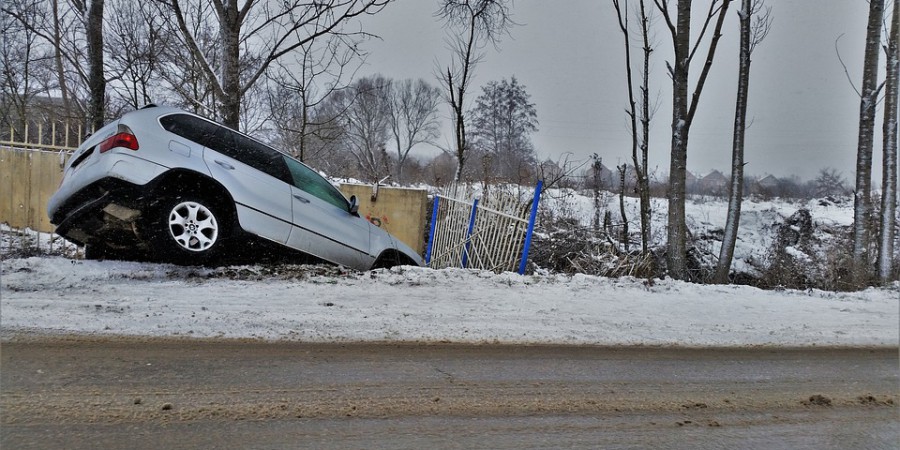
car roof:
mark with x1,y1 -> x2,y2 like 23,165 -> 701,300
130,105 -> 329,178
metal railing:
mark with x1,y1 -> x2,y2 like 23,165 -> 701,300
426,182 -> 542,274
0,122 -> 88,151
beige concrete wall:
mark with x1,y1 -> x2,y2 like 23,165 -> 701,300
340,183 -> 428,255
0,148 -> 66,233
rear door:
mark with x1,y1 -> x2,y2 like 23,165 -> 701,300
202,125 -> 293,243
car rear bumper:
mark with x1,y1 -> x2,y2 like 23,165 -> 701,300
49,177 -> 151,246
48,150 -> 170,246
48,151 -> 168,221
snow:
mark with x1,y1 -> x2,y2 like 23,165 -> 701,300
2,256 -> 897,347
2,188 -> 896,347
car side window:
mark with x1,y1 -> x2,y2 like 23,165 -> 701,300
161,113 -> 290,184
283,157 -> 350,211
226,132 -> 291,182
159,114 -> 219,146
188,123 -> 288,183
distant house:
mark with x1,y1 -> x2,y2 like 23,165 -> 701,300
698,170 -> 728,193
584,160 -> 617,190
685,170 -> 698,189
757,174 -> 780,191
748,174 -> 782,196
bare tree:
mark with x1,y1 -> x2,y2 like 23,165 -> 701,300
436,0 -> 514,181
813,168 -> 848,197
591,154 -> 605,232
162,0 -> 391,130
2,0 -> 93,124
715,0 -> 771,283
105,0 -> 166,111
321,75 -> 392,182
156,0 -> 220,117
82,0 -> 105,129
878,1 -> 899,284
851,0 -> 885,286
386,78 -> 442,184
613,0 -> 655,255
0,0 -> 44,134
654,0 -> 732,280
618,163 -> 630,252
42,0 -> 108,129
49,0 -> 72,117
469,76 -> 539,182
267,34 -> 365,163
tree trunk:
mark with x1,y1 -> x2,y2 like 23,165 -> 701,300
450,67 -> 469,183
852,0 -> 885,287
661,0 -> 731,281
619,164 -> 629,252
51,0 -> 71,119
638,0 -> 652,256
665,0 -> 692,280
614,0 -> 652,256
86,0 -> 105,131
220,1 -> 241,129
592,155 -> 602,231
715,0 -> 753,283
878,2 -> 899,283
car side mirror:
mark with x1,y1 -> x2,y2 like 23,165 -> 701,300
349,195 -> 359,215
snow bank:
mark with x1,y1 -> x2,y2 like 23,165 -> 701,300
2,257 -> 897,347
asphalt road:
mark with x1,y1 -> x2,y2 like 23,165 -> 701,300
1,338 -> 897,449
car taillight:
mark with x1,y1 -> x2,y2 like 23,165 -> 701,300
98,125 -> 139,153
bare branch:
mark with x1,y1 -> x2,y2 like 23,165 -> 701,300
835,34 -> 862,97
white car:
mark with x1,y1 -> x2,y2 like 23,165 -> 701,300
47,105 -> 423,270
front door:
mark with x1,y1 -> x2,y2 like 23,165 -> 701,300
282,156 -> 373,269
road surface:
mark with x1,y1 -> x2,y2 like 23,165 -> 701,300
2,337 -> 897,449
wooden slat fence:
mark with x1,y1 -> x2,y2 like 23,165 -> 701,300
0,123 -> 81,257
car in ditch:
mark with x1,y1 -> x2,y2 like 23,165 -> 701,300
47,105 -> 423,270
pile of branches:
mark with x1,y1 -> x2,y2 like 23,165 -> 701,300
529,219 -> 657,278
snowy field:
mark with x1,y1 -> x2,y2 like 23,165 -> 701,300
1,256 -> 897,347
538,189 -> 858,277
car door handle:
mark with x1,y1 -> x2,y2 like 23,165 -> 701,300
214,160 -> 234,170
293,194 -> 310,204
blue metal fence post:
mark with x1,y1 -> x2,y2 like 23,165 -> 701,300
517,180 -> 543,275
425,196 -> 440,265
461,198 -> 479,268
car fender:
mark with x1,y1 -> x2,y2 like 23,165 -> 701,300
368,223 -> 424,266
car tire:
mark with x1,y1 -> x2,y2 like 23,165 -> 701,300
148,195 -> 230,265
373,250 -> 410,270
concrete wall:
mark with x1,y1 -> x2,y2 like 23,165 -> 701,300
0,148 -> 66,233
340,183 -> 428,256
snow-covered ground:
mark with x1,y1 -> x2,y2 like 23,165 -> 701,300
2,189 -> 896,347
1,256 -> 897,347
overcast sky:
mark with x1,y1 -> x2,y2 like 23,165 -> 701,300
356,0 -> 885,183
